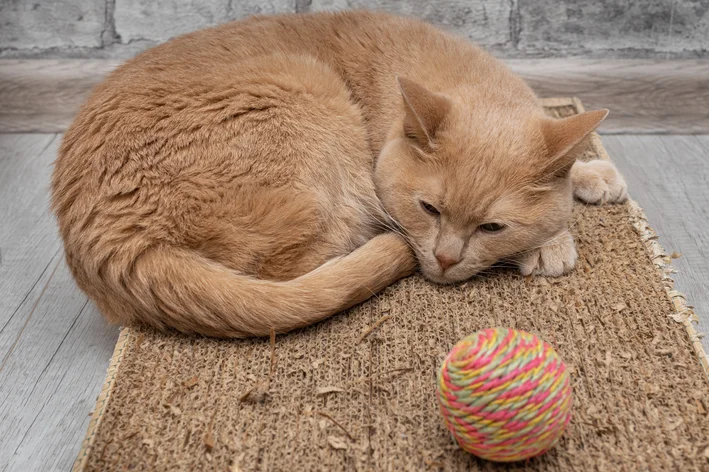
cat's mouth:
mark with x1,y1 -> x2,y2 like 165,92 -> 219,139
409,241 -> 494,284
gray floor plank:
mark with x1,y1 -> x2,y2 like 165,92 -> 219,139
0,134 -> 119,472
2,294 -> 117,472
0,134 -> 62,330
603,135 -> 709,352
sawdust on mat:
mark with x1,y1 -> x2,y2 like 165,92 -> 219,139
75,99 -> 709,471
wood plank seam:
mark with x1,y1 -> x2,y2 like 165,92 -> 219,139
0,254 -> 61,375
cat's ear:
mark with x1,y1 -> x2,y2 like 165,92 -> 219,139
541,109 -> 609,177
397,76 -> 451,150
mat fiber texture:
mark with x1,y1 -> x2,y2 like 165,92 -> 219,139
74,99 -> 709,471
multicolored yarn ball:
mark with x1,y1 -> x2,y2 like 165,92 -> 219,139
437,328 -> 572,462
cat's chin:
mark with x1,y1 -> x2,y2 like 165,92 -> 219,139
420,270 -> 471,286
422,273 -> 457,285
420,262 -> 496,285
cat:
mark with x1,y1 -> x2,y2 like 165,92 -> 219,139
52,11 -> 628,338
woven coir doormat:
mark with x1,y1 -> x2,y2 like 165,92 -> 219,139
74,99 -> 709,471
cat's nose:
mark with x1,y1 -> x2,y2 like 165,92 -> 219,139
435,252 -> 461,272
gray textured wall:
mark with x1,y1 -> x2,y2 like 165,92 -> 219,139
1,0 -> 707,58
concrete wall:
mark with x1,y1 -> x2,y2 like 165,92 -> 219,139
1,0 -> 707,58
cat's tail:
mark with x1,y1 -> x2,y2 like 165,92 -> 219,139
119,233 -> 416,337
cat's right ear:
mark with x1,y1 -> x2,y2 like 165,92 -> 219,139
397,76 -> 451,151
541,109 -> 609,177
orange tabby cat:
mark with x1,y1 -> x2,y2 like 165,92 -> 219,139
52,11 -> 627,337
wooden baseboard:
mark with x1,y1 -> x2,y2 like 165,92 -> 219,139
507,59 -> 709,135
0,60 -> 118,134
1,59 -> 707,134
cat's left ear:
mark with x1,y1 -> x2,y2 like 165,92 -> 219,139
397,76 -> 451,151
541,109 -> 609,177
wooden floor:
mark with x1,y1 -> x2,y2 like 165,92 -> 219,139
0,132 -> 707,470
0,134 -> 120,472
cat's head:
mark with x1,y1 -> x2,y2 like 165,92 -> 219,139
374,77 -> 607,284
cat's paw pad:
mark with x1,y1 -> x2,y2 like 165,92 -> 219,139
571,160 -> 628,204
517,232 -> 578,277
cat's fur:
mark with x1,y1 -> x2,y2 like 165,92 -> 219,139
52,11 -> 627,337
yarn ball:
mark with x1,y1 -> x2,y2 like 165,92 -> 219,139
437,327 -> 572,462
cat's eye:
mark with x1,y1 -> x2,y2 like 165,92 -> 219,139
479,222 -> 506,233
420,201 -> 440,216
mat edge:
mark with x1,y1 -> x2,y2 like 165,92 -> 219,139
579,89 -> 709,378
72,327 -> 134,472
71,96 -> 709,470
575,87 -> 709,378
626,200 -> 709,378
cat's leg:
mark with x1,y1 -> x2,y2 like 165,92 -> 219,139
515,231 -> 578,277
571,160 -> 628,204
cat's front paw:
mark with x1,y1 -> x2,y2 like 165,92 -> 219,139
571,160 -> 628,204
516,231 -> 578,277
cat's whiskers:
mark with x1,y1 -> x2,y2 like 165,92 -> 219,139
340,200 -> 409,241
378,205 -> 409,238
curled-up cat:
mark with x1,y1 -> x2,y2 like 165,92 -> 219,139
52,11 -> 627,337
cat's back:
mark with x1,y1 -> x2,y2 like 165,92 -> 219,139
95,11 -> 427,81
73,10 -> 479,107
57,11 -> 428,153
55,11 -> 480,184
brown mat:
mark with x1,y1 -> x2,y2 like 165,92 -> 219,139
74,98 -> 709,471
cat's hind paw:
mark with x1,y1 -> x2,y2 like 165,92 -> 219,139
571,160 -> 628,205
516,231 -> 578,277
